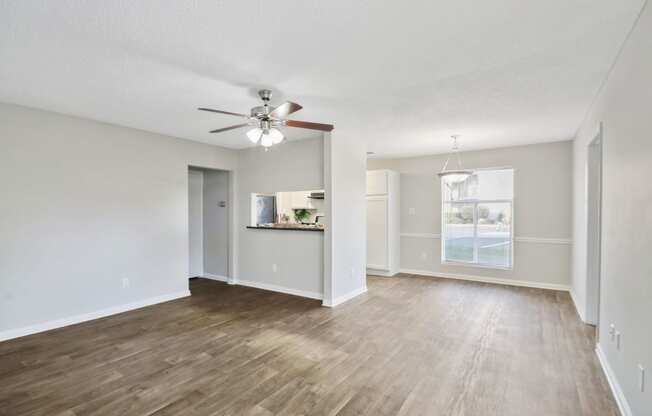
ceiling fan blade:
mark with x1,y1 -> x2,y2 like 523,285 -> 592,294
198,108 -> 249,118
269,101 -> 303,118
285,119 -> 334,132
209,123 -> 250,133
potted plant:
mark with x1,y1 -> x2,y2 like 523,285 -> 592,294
294,209 -> 311,224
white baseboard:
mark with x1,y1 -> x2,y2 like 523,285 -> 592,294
202,273 -> 229,282
0,290 -> 191,342
596,343 -> 632,416
322,286 -> 368,307
569,288 -> 587,322
366,268 -> 398,277
399,268 -> 570,292
236,279 -> 323,301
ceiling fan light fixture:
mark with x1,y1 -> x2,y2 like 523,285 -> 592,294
268,128 -> 284,144
246,127 -> 262,143
199,90 -> 333,147
260,134 -> 274,148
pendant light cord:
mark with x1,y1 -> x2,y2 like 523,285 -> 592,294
442,135 -> 462,171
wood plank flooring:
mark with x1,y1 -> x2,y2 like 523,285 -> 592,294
0,275 -> 618,416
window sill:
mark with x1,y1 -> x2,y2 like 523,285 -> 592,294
441,261 -> 513,271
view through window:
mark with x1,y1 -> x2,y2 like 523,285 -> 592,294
441,168 -> 514,268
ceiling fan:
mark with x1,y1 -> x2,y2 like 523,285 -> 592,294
198,89 -> 334,147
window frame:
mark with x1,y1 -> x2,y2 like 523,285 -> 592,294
440,167 -> 514,270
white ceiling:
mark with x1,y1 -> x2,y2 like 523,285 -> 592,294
0,1 -> 645,157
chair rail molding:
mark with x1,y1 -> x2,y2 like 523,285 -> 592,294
400,233 -> 571,245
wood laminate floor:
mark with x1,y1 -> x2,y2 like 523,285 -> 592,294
0,275 -> 618,416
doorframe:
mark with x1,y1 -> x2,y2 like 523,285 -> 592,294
188,169 -> 205,278
187,165 -> 237,285
585,123 -> 603,328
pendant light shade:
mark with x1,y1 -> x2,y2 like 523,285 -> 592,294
438,135 -> 473,183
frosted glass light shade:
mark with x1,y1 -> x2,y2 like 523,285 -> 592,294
268,128 -> 284,144
438,170 -> 473,183
246,128 -> 262,143
260,134 -> 274,147
246,127 -> 283,146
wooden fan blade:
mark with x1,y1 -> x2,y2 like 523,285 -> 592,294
209,123 -> 249,133
269,101 -> 302,118
285,119 -> 334,132
198,108 -> 249,118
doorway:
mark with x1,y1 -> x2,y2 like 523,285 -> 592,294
188,167 -> 230,281
586,125 -> 603,328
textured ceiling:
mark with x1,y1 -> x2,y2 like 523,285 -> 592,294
0,1 -> 645,156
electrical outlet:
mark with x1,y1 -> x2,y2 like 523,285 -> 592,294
420,252 -> 427,260
121,277 -> 130,289
272,264 -> 278,273
609,324 -> 616,341
615,331 -> 621,350
639,365 -> 645,392
408,207 -> 416,215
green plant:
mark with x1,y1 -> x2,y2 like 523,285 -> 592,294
294,209 -> 311,223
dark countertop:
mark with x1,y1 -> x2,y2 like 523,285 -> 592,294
246,224 -> 324,232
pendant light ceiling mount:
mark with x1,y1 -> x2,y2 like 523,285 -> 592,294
437,135 -> 473,183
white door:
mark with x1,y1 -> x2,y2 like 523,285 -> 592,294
367,196 -> 388,270
188,170 -> 204,277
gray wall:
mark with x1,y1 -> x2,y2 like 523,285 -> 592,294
573,2 -> 652,414
324,132 -> 369,303
0,102 -> 238,337
368,140 -> 573,289
203,169 -> 229,277
236,138 -> 324,298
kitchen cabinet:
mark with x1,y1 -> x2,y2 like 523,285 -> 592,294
366,170 -> 400,276
290,191 -> 313,209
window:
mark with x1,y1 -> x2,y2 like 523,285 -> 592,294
441,168 -> 514,268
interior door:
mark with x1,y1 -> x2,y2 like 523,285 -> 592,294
367,196 -> 388,270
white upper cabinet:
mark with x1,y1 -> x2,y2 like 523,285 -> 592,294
366,170 -> 400,276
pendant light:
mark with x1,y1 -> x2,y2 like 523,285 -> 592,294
437,135 -> 473,183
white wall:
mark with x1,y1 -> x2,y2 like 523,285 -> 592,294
0,102 -> 238,339
236,138 -> 325,299
323,132 -> 368,305
202,169 -> 229,277
572,2 -> 652,414
368,141 -> 573,290
188,169 -> 204,277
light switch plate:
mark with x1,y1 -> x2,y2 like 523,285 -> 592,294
639,365 -> 645,392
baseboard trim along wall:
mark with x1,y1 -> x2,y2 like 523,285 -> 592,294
400,269 -> 571,291
202,273 -> 229,282
400,233 -> 572,245
596,343 -> 633,416
322,286 -> 368,308
235,279 -> 323,301
0,290 -> 191,342
569,288 -> 587,323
